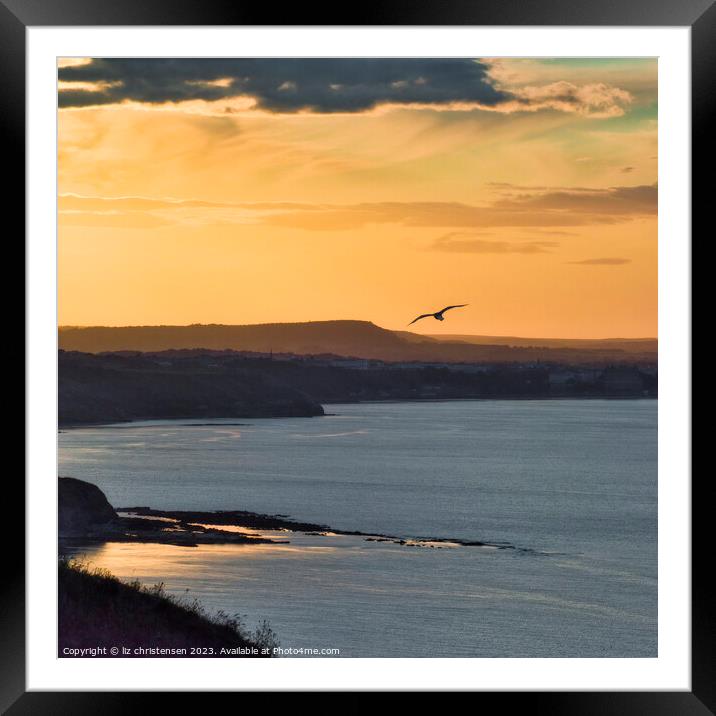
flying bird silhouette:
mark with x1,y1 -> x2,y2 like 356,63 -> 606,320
408,304 -> 468,326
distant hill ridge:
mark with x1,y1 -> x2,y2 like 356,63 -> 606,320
58,320 -> 657,364
426,334 -> 657,354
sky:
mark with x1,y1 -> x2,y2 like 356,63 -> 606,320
57,57 -> 657,338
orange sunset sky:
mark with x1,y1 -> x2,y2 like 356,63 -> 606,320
58,57 -> 657,338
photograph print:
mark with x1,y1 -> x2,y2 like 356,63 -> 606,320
57,56 -> 657,659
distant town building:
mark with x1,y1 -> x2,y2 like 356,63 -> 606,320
327,358 -> 371,370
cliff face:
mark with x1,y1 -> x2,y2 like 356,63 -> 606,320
58,350 -> 325,425
59,477 -> 118,535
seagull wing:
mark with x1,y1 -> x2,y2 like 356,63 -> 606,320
437,304 -> 468,316
408,313 -> 434,326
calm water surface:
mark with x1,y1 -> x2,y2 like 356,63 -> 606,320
59,399 -> 657,657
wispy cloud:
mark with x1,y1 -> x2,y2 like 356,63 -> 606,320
491,81 -> 632,118
59,211 -> 172,229
260,184 -> 656,230
433,232 -> 558,254
491,183 -> 657,216
59,183 -> 657,232
525,228 -> 581,237
568,257 -> 631,265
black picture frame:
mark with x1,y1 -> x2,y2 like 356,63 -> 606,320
8,0 -> 705,709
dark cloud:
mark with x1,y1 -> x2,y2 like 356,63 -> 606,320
569,258 -> 631,265
58,58 -> 507,112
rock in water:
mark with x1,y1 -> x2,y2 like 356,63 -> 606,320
59,477 -> 117,535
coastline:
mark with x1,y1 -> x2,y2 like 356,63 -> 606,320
342,394 -> 658,405
114,506 -> 506,550
58,349 -> 657,428
60,497 -> 507,553
58,394 -> 657,430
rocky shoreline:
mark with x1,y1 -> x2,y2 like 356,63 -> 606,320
59,477 -> 508,552
118,505 -> 496,548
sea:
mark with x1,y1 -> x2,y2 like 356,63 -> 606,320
58,399 -> 657,657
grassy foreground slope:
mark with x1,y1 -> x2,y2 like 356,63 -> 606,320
59,560 -> 277,657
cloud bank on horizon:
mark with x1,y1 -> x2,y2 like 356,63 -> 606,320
58,58 -> 635,118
